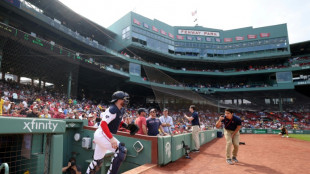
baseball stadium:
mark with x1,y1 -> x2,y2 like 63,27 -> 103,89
0,0 -> 310,173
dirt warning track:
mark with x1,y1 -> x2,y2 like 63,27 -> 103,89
141,134 -> 310,174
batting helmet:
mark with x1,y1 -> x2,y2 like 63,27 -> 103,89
110,91 -> 129,103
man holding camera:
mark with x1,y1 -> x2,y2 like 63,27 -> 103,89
62,157 -> 81,174
216,109 -> 241,165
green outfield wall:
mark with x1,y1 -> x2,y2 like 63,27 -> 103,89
240,128 -> 310,134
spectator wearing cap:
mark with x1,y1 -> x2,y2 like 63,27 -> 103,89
53,108 -> 65,119
27,106 -> 39,118
146,108 -> 167,136
135,108 -> 147,135
159,108 -> 174,134
87,114 -> 95,126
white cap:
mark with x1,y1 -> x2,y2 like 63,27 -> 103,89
87,114 -> 94,118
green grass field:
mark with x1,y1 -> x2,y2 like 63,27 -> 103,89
289,134 -> 310,142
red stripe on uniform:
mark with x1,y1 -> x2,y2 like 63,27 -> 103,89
100,121 -> 113,139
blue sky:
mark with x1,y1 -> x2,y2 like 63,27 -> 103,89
59,0 -> 310,44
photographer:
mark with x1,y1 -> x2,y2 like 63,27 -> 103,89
216,109 -> 241,165
62,157 -> 81,174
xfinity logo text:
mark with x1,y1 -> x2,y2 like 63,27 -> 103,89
23,119 -> 58,132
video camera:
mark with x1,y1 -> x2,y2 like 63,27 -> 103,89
182,141 -> 191,159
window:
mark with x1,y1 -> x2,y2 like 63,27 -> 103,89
122,26 -> 131,40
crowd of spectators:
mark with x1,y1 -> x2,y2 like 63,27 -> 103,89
123,52 -> 310,75
1,79 -> 310,137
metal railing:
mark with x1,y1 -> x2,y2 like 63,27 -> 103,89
0,163 -> 9,174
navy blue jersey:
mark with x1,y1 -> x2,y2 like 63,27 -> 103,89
146,118 -> 162,136
104,104 -> 125,134
191,112 -> 200,126
221,115 -> 241,131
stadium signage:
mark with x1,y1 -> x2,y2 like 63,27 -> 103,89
165,142 -> 171,159
23,119 -> 58,132
178,29 -> 220,37
176,144 -> 183,151
297,81 -> 310,85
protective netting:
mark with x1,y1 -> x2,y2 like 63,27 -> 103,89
0,22 -> 80,98
0,135 -> 42,174
1,3 -> 310,113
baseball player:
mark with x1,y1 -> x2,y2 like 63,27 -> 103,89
86,91 -> 139,174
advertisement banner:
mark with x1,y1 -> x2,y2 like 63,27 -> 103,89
176,35 -> 184,40
160,29 -> 167,35
260,33 -> 270,37
247,34 -> 257,39
224,38 -> 233,42
152,26 -> 159,32
133,18 -> 140,25
168,33 -> 174,38
235,36 -> 244,41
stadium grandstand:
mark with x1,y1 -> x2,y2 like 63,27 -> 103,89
1,0 -> 310,112
0,0 -> 310,173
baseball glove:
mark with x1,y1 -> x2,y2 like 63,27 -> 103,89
127,123 -> 139,135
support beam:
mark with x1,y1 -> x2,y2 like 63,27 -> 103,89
1,72 -> 4,81
39,79 -> 42,89
49,134 -> 63,174
17,75 -> 20,83
67,72 -> 72,99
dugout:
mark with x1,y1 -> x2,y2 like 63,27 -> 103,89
0,116 -> 66,174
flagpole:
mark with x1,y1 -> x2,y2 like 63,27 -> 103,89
192,9 -> 198,26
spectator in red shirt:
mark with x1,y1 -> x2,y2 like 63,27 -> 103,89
135,108 -> 147,135
53,108 -> 65,119
87,113 -> 95,126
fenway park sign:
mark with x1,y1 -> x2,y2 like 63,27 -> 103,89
178,29 -> 220,37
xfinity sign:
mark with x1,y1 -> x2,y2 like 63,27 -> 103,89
23,119 -> 58,132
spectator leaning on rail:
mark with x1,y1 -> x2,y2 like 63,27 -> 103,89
146,108 -> 167,136
135,108 -> 148,135
216,109 -> 242,165
159,108 -> 174,134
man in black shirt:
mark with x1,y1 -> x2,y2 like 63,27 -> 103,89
26,106 -> 39,118
184,105 -> 200,152
216,109 -> 241,165
18,102 -> 29,115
